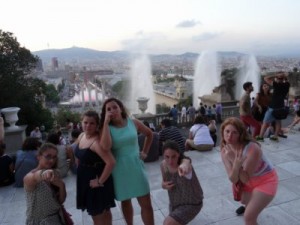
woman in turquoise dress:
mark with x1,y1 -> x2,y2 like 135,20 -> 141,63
99,98 -> 154,225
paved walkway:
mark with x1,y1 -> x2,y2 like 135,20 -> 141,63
1,129 -> 300,224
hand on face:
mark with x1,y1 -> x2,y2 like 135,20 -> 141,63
104,110 -> 113,123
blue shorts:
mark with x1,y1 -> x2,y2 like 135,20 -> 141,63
263,108 -> 276,123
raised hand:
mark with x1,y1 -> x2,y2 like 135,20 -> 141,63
233,147 -> 246,169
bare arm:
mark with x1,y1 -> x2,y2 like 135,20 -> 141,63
188,131 -> 193,139
263,74 -> 274,86
239,143 -> 262,183
65,145 -> 75,168
99,112 -> 112,151
133,119 -> 153,159
254,93 -> 262,112
160,161 -> 175,190
240,95 -> 248,113
287,116 -> 300,128
221,146 -> 244,184
50,171 -> 67,204
178,158 -> 192,176
90,140 -> 115,187
24,169 -> 66,203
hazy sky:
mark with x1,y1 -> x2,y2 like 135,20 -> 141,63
1,0 -> 300,55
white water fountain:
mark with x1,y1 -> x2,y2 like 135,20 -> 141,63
235,54 -> 261,100
128,54 -> 156,114
193,51 -> 221,106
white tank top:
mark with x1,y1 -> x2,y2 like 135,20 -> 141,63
243,142 -> 273,177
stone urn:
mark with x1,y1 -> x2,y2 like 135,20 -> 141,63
137,97 -> 149,114
1,107 -> 20,129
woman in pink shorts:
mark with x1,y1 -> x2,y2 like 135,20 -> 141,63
220,117 -> 278,225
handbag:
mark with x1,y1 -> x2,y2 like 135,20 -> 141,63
61,205 -> 74,225
272,107 -> 288,120
251,105 -> 265,122
232,180 -> 243,201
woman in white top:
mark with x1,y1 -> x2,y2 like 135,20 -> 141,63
47,133 -> 74,178
185,115 -> 214,151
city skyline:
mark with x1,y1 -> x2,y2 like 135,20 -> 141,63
2,0 -> 300,56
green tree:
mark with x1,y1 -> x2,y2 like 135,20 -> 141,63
178,95 -> 192,109
54,108 -> 81,128
0,30 -> 54,133
45,84 -> 60,104
112,80 -> 130,99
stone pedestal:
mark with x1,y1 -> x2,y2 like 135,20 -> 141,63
1,107 -> 20,129
4,125 -> 27,154
1,107 -> 27,154
137,97 -> 150,114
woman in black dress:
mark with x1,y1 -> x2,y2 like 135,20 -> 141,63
75,110 -> 116,225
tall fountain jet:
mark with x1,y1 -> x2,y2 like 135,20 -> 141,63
235,54 -> 261,100
193,51 -> 220,107
128,54 -> 156,114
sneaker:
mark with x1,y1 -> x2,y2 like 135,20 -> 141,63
270,136 -> 279,141
235,206 -> 245,215
255,136 -> 264,142
278,134 -> 287,138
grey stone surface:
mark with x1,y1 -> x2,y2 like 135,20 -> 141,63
1,130 -> 300,225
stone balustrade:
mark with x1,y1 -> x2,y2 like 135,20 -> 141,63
134,106 -> 239,130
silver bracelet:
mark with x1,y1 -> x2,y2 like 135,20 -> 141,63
97,179 -> 104,187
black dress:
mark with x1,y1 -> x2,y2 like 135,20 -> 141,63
75,145 -> 115,216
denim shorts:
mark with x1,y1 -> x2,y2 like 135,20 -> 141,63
263,108 -> 276,123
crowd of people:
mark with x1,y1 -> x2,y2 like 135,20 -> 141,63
1,71 -> 300,224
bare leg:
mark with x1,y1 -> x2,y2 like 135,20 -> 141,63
137,194 -> 154,225
243,190 -> 274,225
259,122 -> 268,137
92,210 -> 112,225
121,199 -> 133,225
163,216 -> 182,225
274,120 -> 281,137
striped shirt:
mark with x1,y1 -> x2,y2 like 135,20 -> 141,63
159,126 -> 186,153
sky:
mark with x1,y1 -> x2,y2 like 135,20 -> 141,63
1,0 -> 300,56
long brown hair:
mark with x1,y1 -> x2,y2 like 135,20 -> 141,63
220,117 -> 254,149
99,98 -> 128,129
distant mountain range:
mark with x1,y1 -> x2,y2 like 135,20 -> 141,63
33,47 -> 245,64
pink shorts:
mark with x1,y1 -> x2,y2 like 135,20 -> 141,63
242,170 -> 278,196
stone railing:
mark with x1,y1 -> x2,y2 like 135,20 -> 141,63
134,106 -> 239,130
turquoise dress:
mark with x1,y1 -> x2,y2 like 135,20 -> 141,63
109,118 -> 150,201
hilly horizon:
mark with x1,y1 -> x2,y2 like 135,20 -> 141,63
33,46 -> 246,64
